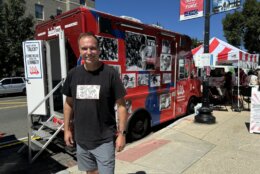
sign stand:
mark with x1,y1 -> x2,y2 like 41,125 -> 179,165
250,86 -> 260,133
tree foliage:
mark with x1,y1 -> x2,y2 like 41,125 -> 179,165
0,0 -> 34,77
222,0 -> 260,53
191,37 -> 202,49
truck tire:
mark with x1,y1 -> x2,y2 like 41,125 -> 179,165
127,112 -> 150,141
187,97 -> 196,115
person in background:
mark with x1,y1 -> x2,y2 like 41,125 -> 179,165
224,71 -> 233,103
62,32 -> 127,174
246,70 -> 258,87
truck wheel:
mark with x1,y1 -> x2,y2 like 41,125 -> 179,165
187,97 -> 196,115
128,113 -> 150,141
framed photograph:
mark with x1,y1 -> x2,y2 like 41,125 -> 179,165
137,73 -> 149,86
160,54 -> 172,71
150,74 -> 160,87
162,73 -> 171,84
162,40 -> 171,54
122,73 -> 136,89
125,31 -> 156,71
97,36 -> 118,61
160,93 -> 171,110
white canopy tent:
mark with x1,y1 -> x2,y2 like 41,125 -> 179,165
192,37 -> 259,111
192,37 -> 259,69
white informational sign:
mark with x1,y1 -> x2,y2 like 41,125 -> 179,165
250,87 -> 260,133
194,53 -> 215,68
23,40 -> 47,115
23,41 -> 43,79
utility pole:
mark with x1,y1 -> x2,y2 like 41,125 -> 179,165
195,0 -> 216,124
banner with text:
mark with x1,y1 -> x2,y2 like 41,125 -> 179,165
180,0 -> 204,21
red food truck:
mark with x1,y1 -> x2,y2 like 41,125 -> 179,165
24,6 -> 202,144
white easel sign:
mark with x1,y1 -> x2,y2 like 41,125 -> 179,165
250,87 -> 260,133
23,41 -> 43,79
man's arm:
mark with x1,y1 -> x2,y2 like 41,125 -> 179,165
64,96 -> 74,147
115,97 -> 128,152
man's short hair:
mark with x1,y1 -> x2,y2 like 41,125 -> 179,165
78,32 -> 100,48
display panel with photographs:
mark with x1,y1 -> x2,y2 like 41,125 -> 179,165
122,73 -> 136,89
150,74 -> 160,87
160,93 -> 171,110
137,73 -> 149,86
162,40 -> 171,54
160,54 -> 172,71
98,36 -> 118,61
125,31 -> 156,71
162,73 -> 171,84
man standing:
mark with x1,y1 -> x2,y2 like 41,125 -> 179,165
62,32 -> 127,174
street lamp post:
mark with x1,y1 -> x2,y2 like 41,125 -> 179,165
195,0 -> 216,124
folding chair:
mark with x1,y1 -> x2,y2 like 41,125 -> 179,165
209,87 -> 228,111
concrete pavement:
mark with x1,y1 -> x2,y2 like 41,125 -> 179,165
57,108 -> 260,174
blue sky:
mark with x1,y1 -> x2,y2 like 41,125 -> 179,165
95,0 -> 245,42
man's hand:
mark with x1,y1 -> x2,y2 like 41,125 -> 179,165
64,129 -> 74,147
116,134 -> 126,152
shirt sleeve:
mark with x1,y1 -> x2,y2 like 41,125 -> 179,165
62,68 -> 74,97
111,68 -> 126,100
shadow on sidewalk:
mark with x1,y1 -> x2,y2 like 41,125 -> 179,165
0,142 -> 68,174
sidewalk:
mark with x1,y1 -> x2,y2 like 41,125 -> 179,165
58,108 -> 260,174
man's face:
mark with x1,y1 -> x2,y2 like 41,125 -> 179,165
79,36 -> 100,66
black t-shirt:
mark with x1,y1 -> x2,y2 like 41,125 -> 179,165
62,64 -> 126,149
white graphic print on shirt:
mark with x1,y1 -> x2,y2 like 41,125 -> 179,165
76,85 -> 100,99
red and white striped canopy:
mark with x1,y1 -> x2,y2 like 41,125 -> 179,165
192,37 -> 259,69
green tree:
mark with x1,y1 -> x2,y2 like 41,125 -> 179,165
222,0 -> 260,53
0,0 -> 34,77
191,37 -> 202,49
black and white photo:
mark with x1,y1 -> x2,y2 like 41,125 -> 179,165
137,73 -> 149,86
160,93 -> 171,110
160,54 -> 172,71
122,73 -> 136,89
162,40 -> 171,54
162,73 -> 171,84
125,31 -> 156,71
150,74 -> 160,87
98,36 -> 118,61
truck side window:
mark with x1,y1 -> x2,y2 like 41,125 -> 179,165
99,17 -> 113,35
178,59 -> 185,79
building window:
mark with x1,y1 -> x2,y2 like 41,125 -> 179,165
80,0 -> 85,5
57,9 -> 62,16
35,4 -> 44,20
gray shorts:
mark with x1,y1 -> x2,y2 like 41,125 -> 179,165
76,141 -> 115,174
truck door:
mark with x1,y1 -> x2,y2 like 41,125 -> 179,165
176,57 -> 190,116
23,40 -> 47,115
22,30 -> 68,116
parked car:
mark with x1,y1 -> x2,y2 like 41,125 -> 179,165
0,77 -> 26,95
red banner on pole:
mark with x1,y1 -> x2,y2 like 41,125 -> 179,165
180,0 -> 204,21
